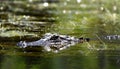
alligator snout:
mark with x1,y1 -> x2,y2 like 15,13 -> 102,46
17,41 -> 27,48
16,33 -> 89,53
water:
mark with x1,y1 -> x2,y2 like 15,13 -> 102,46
0,55 -> 120,69
0,0 -> 120,69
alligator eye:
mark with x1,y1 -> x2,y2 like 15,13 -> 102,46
22,43 -> 25,46
21,41 -> 27,48
17,41 -> 27,48
50,35 -> 59,40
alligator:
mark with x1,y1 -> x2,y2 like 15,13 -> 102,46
17,33 -> 120,52
103,35 -> 120,40
17,33 -> 90,52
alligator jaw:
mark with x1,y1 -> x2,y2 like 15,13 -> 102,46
43,46 -> 51,52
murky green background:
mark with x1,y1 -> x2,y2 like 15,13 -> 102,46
0,0 -> 120,69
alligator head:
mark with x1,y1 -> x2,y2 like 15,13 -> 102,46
17,41 -> 27,48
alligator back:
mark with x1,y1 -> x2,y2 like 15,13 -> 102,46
100,35 -> 120,43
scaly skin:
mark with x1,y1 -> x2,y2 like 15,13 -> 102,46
17,33 -> 88,52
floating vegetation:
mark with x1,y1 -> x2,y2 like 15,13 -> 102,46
0,1 -> 57,38
0,30 -> 37,37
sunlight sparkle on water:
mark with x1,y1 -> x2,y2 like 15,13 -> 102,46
43,2 -> 49,7
63,10 -> 66,14
0,7 -> 3,10
77,0 -> 82,3
100,6 -> 104,11
67,0 -> 70,2
107,13 -> 117,21
28,0 -> 33,2
113,5 -> 117,11
64,2 -> 67,6
92,0 -> 96,2
23,15 -> 30,19
80,4 -> 87,8
75,11 -> 79,14
113,13 -> 116,21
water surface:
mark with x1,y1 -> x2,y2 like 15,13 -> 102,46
0,0 -> 120,69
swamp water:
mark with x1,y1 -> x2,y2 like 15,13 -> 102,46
0,0 -> 120,69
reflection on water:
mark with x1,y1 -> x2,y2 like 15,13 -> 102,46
0,0 -> 120,69
0,55 -> 120,69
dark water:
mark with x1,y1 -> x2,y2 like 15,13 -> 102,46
0,0 -> 120,69
0,55 -> 120,69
